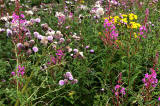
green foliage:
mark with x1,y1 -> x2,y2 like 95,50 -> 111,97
0,0 -> 160,105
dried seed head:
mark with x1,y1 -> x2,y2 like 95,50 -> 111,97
24,42 -> 29,48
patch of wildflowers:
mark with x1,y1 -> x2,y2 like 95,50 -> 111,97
58,72 -> 78,86
55,12 -> 66,25
11,65 -> 25,77
114,84 -> 126,96
104,18 -> 119,40
142,68 -> 158,88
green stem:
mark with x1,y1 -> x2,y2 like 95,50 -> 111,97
15,71 -> 34,106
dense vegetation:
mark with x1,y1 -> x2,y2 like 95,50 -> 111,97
0,0 -> 160,105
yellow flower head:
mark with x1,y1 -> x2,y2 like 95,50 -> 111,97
129,13 -> 138,20
134,32 -> 138,38
121,14 -> 128,18
98,32 -> 102,35
129,22 -> 141,29
121,18 -> 128,24
79,0 -> 85,3
113,16 -> 120,23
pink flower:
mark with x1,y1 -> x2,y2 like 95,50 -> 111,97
142,68 -> 158,88
158,96 -> 160,101
115,92 -> 119,96
11,72 -> 15,76
16,65 -> 25,77
145,73 -> 149,78
115,84 -> 120,90
120,87 -> 126,95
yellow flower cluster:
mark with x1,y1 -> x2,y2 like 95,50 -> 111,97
129,13 -> 137,20
79,0 -> 85,3
128,22 -> 141,29
104,16 -> 114,23
103,14 -> 142,39
104,13 -> 141,29
134,32 -> 138,38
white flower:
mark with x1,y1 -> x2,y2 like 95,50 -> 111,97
60,38 -> 65,42
56,31 -> 61,35
40,36 -> 48,46
46,30 -> 55,36
79,5 -> 88,10
55,12 -> 65,18
96,7 -> 104,16
0,17 -> 8,21
54,41 -> 58,44
68,48 -> 72,52
25,10 -> 34,15
6,29 -> 12,36
79,52 -> 84,57
70,54 -> 73,56
95,4 -> 101,8
65,1 -> 72,4
0,28 -> 5,32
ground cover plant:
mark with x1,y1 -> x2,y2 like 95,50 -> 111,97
0,0 -> 160,105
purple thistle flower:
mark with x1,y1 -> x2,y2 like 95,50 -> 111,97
90,49 -> 94,53
59,80 -> 65,86
73,49 -> 78,53
17,43 -> 24,49
85,45 -> 90,49
65,72 -> 72,78
37,35 -> 43,40
71,79 -> 78,84
35,18 -> 41,23
32,46 -> 38,53
64,79 -> 69,84
47,36 -> 53,41
69,76 -> 73,80
34,32 -> 39,38
7,29 -> 12,37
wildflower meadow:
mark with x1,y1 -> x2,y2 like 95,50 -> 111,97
0,0 -> 160,105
